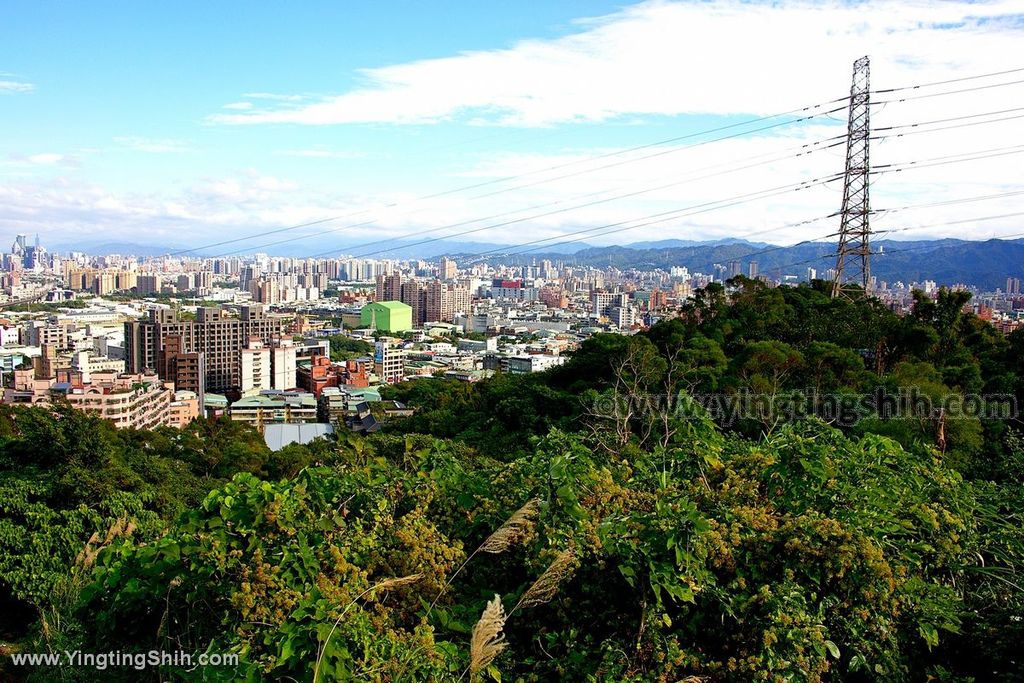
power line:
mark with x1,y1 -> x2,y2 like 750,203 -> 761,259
292,139 -> 1023,266
231,119 -> 1022,261
466,112 -> 846,200
475,187 -> 1024,267
872,145 -> 1024,174
167,212 -> 378,257
873,77 -> 1024,104
175,95 -> 852,257
463,174 -> 842,261
873,211 -> 1024,239
873,66 -> 1024,94
506,222 -> 839,264
872,112 -> 1024,139
766,212 -> 1024,275
355,174 -> 841,261
173,67 -> 1024,260
874,106 -> 1024,131
427,100 -> 849,199
872,189 -> 1024,216
298,140 -> 847,260
216,131 -> 845,260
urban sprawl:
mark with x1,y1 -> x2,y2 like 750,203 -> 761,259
2,233 -> 1023,449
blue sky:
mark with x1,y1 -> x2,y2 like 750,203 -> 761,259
2,0 -> 1023,254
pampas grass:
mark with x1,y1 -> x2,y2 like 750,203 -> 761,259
75,517 -> 137,569
428,498 -> 541,615
478,499 -> 541,554
512,550 -> 574,614
466,594 -> 507,680
461,550 -> 573,679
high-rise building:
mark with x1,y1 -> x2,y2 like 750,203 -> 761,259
241,337 -> 272,395
439,257 -> 457,280
124,305 -> 284,395
160,334 -> 206,410
748,261 -> 759,279
270,337 -> 297,390
425,281 -> 470,323
137,274 -> 162,295
374,339 -> 405,384
539,286 -> 568,309
400,281 -> 427,325
590,291 -> 634,328
1007,277 -> 1021,296
376,273 -> 402,302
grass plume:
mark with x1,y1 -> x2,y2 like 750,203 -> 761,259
428,498 -> 541,615
512,550 -> 574,614
478,498 -> 541,553
467,594 -> 507,679
74,517 -> 137,570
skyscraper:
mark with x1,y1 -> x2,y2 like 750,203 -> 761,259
439,257 -> 457,280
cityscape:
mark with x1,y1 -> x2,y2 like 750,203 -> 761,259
4,230 -> 1024,438
2,1 -> 1024,682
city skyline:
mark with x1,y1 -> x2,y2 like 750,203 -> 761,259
2,1 -> 1023,253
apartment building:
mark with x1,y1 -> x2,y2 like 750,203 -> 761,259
70,349 -> 125,381
47,369 -> 174,430
374,338 -> 405,384
241,337 -> 272,395
124,305 -> 285,395
425,281 -> 470,324
376,273 -> 403,302
168,389 -> 200,428
439,257 -> 457,280
228,390 -> 318,432
65,268 -> 137,295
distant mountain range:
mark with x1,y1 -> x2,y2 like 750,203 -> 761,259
50,235 -> 1024,290
475,237 -> 1024,291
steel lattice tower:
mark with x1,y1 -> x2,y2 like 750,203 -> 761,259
831,56 -> 872,298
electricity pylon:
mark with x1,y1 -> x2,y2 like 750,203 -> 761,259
831,56 -> 872,298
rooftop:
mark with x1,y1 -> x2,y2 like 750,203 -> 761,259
263,423 -> 334,451
364,300 -> 412,312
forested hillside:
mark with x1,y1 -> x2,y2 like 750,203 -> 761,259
512,238 -> 1024,290
2,281 -> 1023,681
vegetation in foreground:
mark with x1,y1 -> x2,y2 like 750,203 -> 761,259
2,281 -> 1023,681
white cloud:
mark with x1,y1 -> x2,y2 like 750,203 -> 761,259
114,137 -> 190,153
5,1 -> 1024,250
4,152 -> 70,166
209,0 -> 1024,127
241,92 -> 308,102
4,106 -> 1023,250
222,101 -> 253,110
0,171 -> 346,249
26,153 -> 64,164
276,149 -> 365,159
0,80 -> 35,93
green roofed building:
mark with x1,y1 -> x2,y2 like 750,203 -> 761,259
360,301 -> 413,333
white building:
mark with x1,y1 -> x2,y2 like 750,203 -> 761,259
270,337 -> 297,390
241,337 -> 271,395
374,338 -> 405,384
